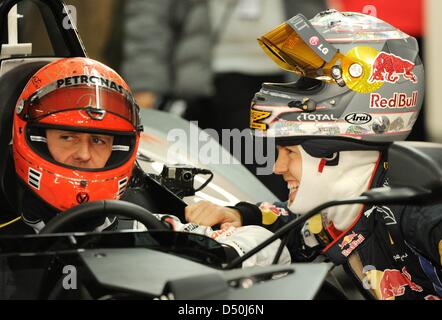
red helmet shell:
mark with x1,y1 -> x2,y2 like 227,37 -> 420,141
13,57 -> 141,211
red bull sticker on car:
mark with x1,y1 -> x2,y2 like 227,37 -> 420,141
368,52 -> 417,84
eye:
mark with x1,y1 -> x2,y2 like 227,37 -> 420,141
91,137 -> 106,145
92,135 -> 113,145
285,147 -> 294,154
60,135 -> 74,141
287,147 -> 300,158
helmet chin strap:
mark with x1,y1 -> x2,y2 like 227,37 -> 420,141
288,146 -> 380,231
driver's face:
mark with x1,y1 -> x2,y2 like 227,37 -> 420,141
46,129 -> 114,168
273,145 -> 302,206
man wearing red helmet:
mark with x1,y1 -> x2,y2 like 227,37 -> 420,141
6,57 -> 141,233
0,57 -> 291,268
186,10 -> 442,300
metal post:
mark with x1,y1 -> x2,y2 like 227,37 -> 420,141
1,3 -> 32,59
7,4 -> 18,45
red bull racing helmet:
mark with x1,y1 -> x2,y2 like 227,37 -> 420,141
13,57 -> 142,212
251,10 -> 424,156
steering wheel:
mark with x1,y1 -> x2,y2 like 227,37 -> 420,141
40,200 -> 168,234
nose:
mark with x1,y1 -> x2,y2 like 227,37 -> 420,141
273,149 -> 289,175
72,141 -> 92,163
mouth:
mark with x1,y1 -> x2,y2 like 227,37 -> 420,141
287,182 -> 299,200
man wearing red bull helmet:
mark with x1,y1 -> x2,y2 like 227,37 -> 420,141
186,10 -> 442,299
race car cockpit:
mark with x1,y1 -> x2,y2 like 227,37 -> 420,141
1,0 -> 442,301
0,0 -> 323,300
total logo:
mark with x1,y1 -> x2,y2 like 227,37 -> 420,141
370,91 -> 418,109
296,113 -> 338,121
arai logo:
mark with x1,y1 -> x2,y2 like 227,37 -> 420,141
344,113 -> 372,125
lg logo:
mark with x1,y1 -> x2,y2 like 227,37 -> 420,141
362,5 -> 377,17
309,36 -> 319,46
318,44 -> 329,56
308,36 -> 329,55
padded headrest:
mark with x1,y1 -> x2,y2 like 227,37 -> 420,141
0,60 -> 49,211
388,141 -> 442,194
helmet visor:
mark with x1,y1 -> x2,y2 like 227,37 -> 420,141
19,79 -> 140,129
257,14 -> 342,81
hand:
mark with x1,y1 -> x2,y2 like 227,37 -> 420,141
134,91 -> 158,109
185,200 -> 242,228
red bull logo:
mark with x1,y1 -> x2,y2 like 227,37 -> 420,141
370,91 -> 418,109
339,232 -> 358,249
379,267 -> 423,300
339,232 -> 365,256
369,52 -> 417,84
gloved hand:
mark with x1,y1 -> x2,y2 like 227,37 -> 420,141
155,214 -> 292,268
185,200 -> 242,229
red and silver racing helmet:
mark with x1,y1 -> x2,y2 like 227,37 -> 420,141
251,10 -> 424,156
13,57 -> 142,211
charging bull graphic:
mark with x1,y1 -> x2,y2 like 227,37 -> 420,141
365,266 -> 423,300
369,52 -> 417,84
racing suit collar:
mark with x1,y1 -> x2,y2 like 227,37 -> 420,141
288,146 -> 380,231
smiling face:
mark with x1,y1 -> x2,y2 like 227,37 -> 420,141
273,145 -> 302,206
46,129 -> 114,169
